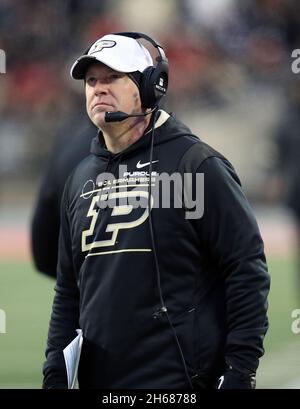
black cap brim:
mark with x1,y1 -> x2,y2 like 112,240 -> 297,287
70,55 -> 98,79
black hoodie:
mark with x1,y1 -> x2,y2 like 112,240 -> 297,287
43,111 -> 270,389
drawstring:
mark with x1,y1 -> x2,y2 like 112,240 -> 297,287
147,108 -> 194,389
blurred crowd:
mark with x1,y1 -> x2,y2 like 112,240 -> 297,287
1,0 -> 300,205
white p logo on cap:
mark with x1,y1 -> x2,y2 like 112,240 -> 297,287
89,40 -> 116,55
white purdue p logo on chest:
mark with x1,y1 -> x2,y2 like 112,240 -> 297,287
81,191 -> 152,252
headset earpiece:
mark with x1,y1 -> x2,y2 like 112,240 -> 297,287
113,32 -> 169,109
140,66 -> 155,108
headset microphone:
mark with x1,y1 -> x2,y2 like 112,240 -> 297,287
105,106 -> 157,123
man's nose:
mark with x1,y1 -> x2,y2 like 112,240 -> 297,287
94,80 -> 108,95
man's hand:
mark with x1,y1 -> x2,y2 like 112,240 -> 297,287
217,368 -> 256,389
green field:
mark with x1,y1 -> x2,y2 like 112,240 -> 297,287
0,257 -> 298,388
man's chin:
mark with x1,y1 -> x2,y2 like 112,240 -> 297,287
91,112 -> 106,129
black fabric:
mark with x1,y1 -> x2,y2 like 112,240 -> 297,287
43,112 -> 270,388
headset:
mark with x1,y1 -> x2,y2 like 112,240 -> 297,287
114,32 -> 168,108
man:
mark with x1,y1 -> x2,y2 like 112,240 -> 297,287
31,120 -> 96,278
43,32 -> 270,389
274,77 -> 300,297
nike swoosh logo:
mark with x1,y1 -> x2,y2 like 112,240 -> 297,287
217,375 -> 224,389
136,160 -> 159,169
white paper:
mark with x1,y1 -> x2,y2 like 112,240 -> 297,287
63,329 -> 83,389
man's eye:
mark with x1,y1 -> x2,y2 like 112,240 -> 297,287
87,77 -> 96,85
110,74 -> 122,80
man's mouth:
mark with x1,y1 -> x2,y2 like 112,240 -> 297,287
92,102 -> 113,110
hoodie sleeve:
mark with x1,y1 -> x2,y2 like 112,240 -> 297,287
194,156 -> 270,374
42,181 -> 80,388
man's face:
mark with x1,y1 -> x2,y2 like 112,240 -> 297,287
85,62 -> 142,129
